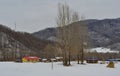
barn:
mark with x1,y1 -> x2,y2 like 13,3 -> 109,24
86,58 -> 98,63
22,56 -> 40,62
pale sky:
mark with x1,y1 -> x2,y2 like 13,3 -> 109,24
0,0 -> 120,33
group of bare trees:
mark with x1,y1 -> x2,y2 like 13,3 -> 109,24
55,3 -> 88,66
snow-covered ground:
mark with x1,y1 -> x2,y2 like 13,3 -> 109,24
0,62 -> 119,76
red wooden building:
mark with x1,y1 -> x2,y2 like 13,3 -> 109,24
22,56 -> 40,62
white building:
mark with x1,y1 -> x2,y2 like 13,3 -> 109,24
89,47 -> 119,53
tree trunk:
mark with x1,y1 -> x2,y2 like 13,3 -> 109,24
63,50 -> 69,66
68,50 -> 71,65
77,54 -> 80,64
81,48 -> 84,64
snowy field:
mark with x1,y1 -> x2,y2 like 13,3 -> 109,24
0,62 -> 119,76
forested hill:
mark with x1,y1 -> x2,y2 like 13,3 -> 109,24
33,18 -> 120,51
0,24 -> 52,57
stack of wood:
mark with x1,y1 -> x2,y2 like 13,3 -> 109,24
107,61 -> 115,68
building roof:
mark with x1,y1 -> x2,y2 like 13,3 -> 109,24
23,56 -> 40,60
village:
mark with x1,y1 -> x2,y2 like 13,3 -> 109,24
15,47 -> 120,66
0,47 -> 119,76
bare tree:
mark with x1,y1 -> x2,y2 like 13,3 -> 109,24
56,3 -> 80,66
44,44 -> 56,59
72,11 -> 79,23
79,20 -> 88,64
56,3 -> 71,66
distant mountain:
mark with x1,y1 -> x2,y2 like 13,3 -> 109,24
33,28 -> 57,41
0,24 -> 52,60
33,18 -> 120,51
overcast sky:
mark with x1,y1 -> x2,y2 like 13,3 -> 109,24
0,0 -> 120,33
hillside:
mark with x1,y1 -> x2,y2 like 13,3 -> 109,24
33,18 -> 120,51
0,24 -> 52,60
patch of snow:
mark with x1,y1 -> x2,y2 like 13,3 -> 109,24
0,62 -> 119,76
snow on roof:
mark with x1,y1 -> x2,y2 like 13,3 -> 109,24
89,47 -> 120,53
51,58 -> 56,61
55,57 -> 63,59
42,59 -> 47,61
